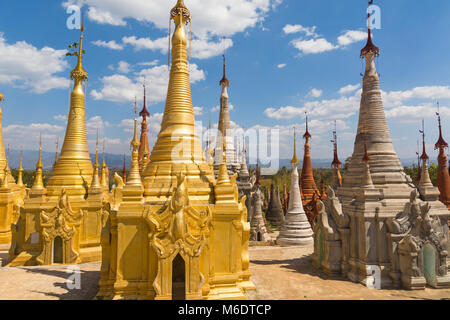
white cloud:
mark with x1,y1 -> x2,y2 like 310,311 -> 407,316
337,30 -> 367,47
283,24 -> 317,37
291,38 -> 337,55
277,63 -> 286,69
0,33 -> 69,93
211,103 -> 235,112
3,123 -> 65,151
117,61 -> 131,73
194,107 -> 203,116
92,40 -> 124,50
86,116 -> 110,135
63,0 -> 279,38
63,0 -> 279,60
383,86 -> 450,108
307,88 -> 323,98
53,114 -> 68,122
284,26 -> 368,56
137,60 -> 159,67
91,63 -> 205,104
338,83 -> 361,95
264,106 -> 304,120
385,104 -> 450,123
122,35 -> 233,60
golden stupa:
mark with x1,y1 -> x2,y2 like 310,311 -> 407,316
8,23 -> 105,266
0,93 -> 26,246
97,0 -> 254,300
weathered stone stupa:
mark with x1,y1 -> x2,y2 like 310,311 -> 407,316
265,183 -> 284,228
9,24 -> 104,266
277,130 -> 313,246
214,55 -> 240,176
313,2 -> 450,290
249,187 -> 271,243
97,0 -> 254,300
434,111 -> 450,210
300,116 -> 319,225
236,148 -> 253,208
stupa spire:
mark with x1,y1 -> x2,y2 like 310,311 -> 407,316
300,114 -> 319,222
217,130 -> 230,185
434,108 -> 450,209
143,0 -> 210,195
418,120 -> 433,188
126,102 -> 143,187
331,121 -> 342,189
291,127 -> 299,166
138,83 -> 150,172
122,154 -> 127,185
361,130 -> 374,189
90,131 -> 101,190
53,138 -> 59,169
46,21 -> 93,197
32,134 -> 44,191
214,54 -> 239,170
100,139 -> 108,189
17,149 -> 24,187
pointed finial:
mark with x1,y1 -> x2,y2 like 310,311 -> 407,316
70,15 -> 88,81
140,80 -> 150,118
420,119 -> 429,160
291,127 -> 299,166
220,54 -> 230,87
17,148 -> 24,187
331,120 -> 342,166
0,93 -> 4,103
304,112 -> 311,139
53,138 -> 59,168
435,102 -> 448,150
171,0 -> 191,22
361,0 -> 380,57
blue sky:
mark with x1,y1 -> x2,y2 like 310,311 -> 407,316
0,0 -> 449,165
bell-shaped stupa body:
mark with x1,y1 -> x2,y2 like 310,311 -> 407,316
98,0 -> 254,300
277,134 -> 313,246
265,183 -> 284,228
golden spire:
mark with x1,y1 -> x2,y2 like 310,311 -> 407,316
90,130 -> 101,189
0,93 -> 4,103
70,18 -> 88,81
291,127 -> 299,166
217,130 -> 230,185
46,21 -> 93,197
126,102 -> 143,187
17,149 -> 24,187
32,134 -> 44,191
100,138 -> 108,189
143,0 -> 211,199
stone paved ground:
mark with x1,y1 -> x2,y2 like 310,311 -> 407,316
0,245 -> 449,300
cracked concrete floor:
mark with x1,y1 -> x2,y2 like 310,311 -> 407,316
0,245 -> 449,300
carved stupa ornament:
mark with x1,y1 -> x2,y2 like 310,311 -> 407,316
36,189 -> 84,265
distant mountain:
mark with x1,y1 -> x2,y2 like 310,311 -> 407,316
6,149 -> 421,171
7,149 -> 131,171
